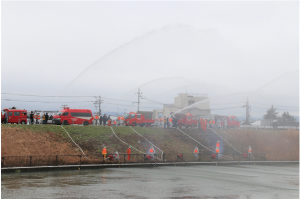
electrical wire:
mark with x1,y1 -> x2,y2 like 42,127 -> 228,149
1,99 -> 94,103
3,93 -> 298,109
251,102 -> 299,108
251,106 -> 298,111
1,93 -> 96,97
1,99 -> 161,109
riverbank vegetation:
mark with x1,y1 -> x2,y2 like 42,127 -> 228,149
1,124 -> 298,161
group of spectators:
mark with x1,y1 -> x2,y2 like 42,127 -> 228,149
29,111 -> 52,125
93,114 -> 111,126
154,116 -> 173,128
153,116 -> 220,129
94,114 -> 128,126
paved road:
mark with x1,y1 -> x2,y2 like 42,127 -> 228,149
1,164 -> 299,198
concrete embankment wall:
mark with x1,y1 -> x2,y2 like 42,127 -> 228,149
2,161 -> 299,173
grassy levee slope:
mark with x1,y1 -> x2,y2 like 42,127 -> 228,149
1,124 -> 299,161
213,129 -> 299,161
1,125 -> 200,156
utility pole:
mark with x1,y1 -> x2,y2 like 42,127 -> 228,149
134,88 -> 144,112
243,99 -> 251,125
94,96 -> 103,115
99,96 -> 102,115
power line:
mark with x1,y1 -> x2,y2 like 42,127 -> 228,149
3,93 -> 298,108
2,100 -> 246,111
1,93 -> 96,97
210,106 -> 243,110
1,99 -> 94,103
1,98 -> 160,109
251,102 -> 299,108
251,106 -> 299,111
1,92 -> 158,104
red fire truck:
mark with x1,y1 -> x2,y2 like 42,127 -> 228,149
2,108 -> 27,124
124,111 -> 154,127
52,107 -> 93,125
173,113 -> 198,128
215,115 -> 240,128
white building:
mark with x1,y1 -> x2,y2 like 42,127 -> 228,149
153,93 -> 211,118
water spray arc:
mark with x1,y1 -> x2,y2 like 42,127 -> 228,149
103,76 -> 184,113
110,126 -> 145,154
60,126 -> 89,159
40,28 -> 170,112
208,128 -> 243,154
170,91 -> 248,117
248,70 -> 299,98
130,126 -> 163,160
176,128 -> 233,160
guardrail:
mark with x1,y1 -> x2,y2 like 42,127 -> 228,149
1,153 -> 266,168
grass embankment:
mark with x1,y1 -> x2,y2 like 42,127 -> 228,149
1,125 -> 196,156
1,124 -> 299,161
215,129 -> 299,161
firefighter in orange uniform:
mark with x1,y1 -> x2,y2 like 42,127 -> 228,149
117,116 -> 120,126
102,146 -> 107,159
35,114 -> 40,124
149,146 -> 155,160
194,146 -> 199,159
108,119 -> 111,126
95,115 -> 99,126
120,116 -> 124,126
203,119 -> 207,131
200,118 -> 204,129
216,141 -> 220,159
169,117 -> 172,127
248,146 -> 252,158
127,146 -> 131,160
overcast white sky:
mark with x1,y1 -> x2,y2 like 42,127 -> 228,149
1,1 -> 299,118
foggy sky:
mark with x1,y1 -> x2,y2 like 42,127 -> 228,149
1,1 -> 299,118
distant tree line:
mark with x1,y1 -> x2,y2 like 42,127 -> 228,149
263,105 -> 296,122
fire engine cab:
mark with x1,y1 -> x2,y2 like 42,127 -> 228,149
2,108 -> 27,124
215,115 -> 240,128
123,111 -> 154,127
173,113 -> 198,128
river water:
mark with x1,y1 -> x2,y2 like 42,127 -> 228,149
1,165 -> 299,199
